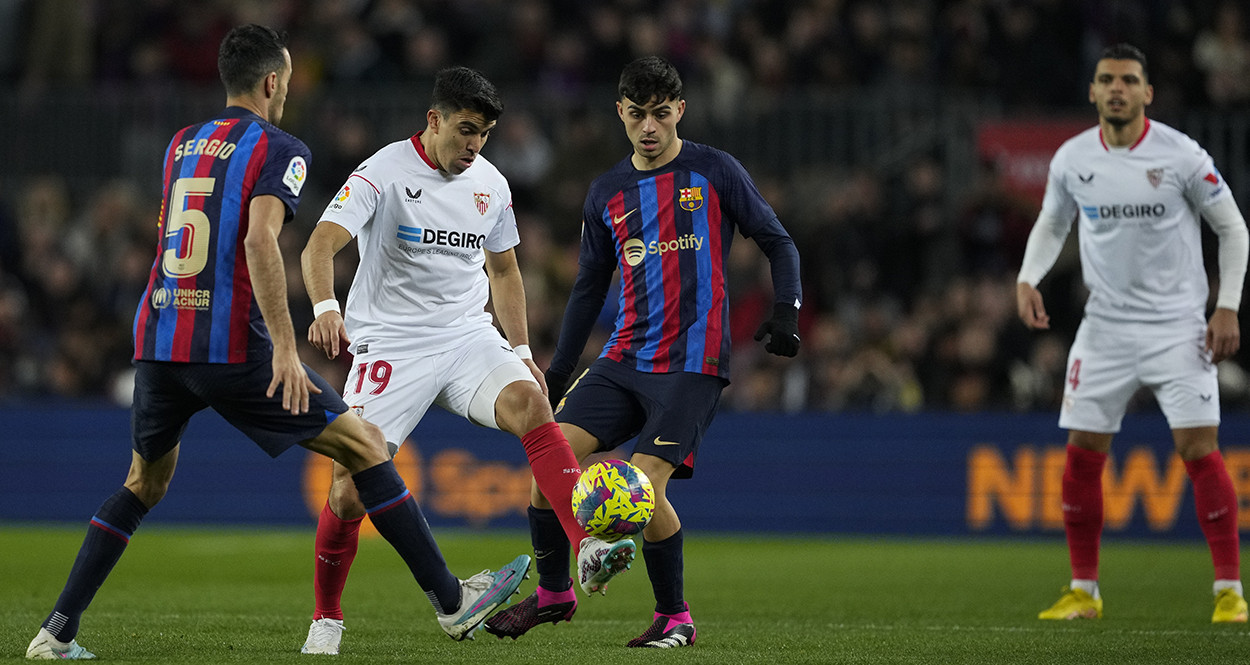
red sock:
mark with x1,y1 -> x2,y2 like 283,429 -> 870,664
1063,445 -> 1106,580
313,501 -> 363,621
1185,450 -> 1241,580
521,422 -> 587,547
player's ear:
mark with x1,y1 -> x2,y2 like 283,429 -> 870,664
426,108 -> 441,132
264,71 -> 278,98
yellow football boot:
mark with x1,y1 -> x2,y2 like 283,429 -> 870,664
1212,589 -> 1248,623
1038,586 -> 1102,620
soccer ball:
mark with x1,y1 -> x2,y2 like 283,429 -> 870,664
571,459 -> 655,541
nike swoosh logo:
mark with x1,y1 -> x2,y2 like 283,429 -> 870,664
653,436 -> 680,446
613,208 -> 638,225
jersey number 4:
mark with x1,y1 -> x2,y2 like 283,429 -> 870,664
163,177 -> 216,278
1067,358 -> 1082,391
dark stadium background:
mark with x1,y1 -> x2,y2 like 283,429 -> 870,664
2,1 -> 1249,540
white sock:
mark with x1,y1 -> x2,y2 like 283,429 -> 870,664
1214,580 -> 1243,597
1071,579 -> 1100,599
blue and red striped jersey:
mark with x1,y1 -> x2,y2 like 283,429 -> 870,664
133,106 -> 310,363
576,141 -> 786,378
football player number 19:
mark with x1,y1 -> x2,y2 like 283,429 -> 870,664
163,177 -> 216,278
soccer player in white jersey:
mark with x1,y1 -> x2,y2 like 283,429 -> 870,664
1018,44 -> 1249,623
295,67 -> 635,655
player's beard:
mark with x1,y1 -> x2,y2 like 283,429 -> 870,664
1098,100 -> 1138,129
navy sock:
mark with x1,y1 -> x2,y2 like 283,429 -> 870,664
529,506 -> 571,592
351,461 -> 460,613
643,529 -> 685,615
44,487 -> 149,642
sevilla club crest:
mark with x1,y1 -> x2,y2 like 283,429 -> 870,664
474,192 -> 491,215
1146,168 -> 1164,189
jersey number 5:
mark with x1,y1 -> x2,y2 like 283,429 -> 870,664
163,177 -> 216,278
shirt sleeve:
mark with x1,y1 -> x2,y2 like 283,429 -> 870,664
1201,195 -> 1250,311
717,154 -> 780,238
251,134 -> 310,221
484,192 -> 520,252
319,172 -> 381,237
1017,152 -> 1077,286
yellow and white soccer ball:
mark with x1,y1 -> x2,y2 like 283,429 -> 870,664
570,459 -> 655,541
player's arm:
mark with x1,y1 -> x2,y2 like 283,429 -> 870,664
1202,196 -> 1249,362
749,217 -> 802,357
245,194 -> 321,414
547,260 -> 614,408
484,247 -> 546,393
300,221 -> 354,359
1018,156 -> 1078,331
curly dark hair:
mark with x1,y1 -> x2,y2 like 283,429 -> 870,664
618,56 -> 683,104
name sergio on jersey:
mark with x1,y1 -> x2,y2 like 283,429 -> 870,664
1081,203 -> 1167,222
622,233 -> 705,267
173,137 -> 237,161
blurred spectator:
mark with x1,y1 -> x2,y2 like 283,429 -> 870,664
0,0 -> 1247,415
1193,2 -> 1250,108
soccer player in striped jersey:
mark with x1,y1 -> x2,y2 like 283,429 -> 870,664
485,56 -> 802,648
1019,44 -> 1248,623
26,26 -> 528,662
296,66 -> 625,656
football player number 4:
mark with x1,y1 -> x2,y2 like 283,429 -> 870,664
355,361 -> 392,395
163,177 -> 216,278
1068,358 -> 1082,391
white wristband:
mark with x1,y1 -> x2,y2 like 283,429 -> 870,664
312,299 -> 341,318
513,344 -> 533,361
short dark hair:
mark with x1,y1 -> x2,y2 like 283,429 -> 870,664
618,56 -> 683,104
218,24 -> 288,96
1097,43 -> 1149,80
431,67 -> 504,123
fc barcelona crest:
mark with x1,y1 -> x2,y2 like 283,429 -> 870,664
474,192 -> 491,215
679,187 -> 704,212
1146,168 -> 1164,189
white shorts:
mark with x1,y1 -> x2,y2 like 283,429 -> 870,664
342,325 -> 538,447
1059,319 -> 1219,433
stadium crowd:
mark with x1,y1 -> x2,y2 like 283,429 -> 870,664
3,0 -> 1250,413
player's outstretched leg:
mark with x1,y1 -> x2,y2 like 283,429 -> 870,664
577,537 -> 636,596
626,602 -> 696,648
25,628 -> 96,661
483,580 -> 578,639
436,555 -> 531,641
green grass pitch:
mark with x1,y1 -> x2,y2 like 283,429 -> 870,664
2,525 -> 1247,663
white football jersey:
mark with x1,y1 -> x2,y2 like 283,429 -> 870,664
1040,119 -> 1235,324
319,134 -> 519,357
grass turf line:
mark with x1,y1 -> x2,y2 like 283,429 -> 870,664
1,525 -> 1246,664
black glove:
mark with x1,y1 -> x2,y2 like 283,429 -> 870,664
753,303 -> 800,357
544,369 -> 571,412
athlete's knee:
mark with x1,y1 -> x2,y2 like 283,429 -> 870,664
329,472 -> 367,519
123,450 -> 177,508
496,382 -> 553,435
1067,430 -> 1114,453
1173,426 -> 1220,461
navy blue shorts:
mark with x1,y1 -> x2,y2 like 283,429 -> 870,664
554,358 -> 726,479
131,360 -> 348,461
